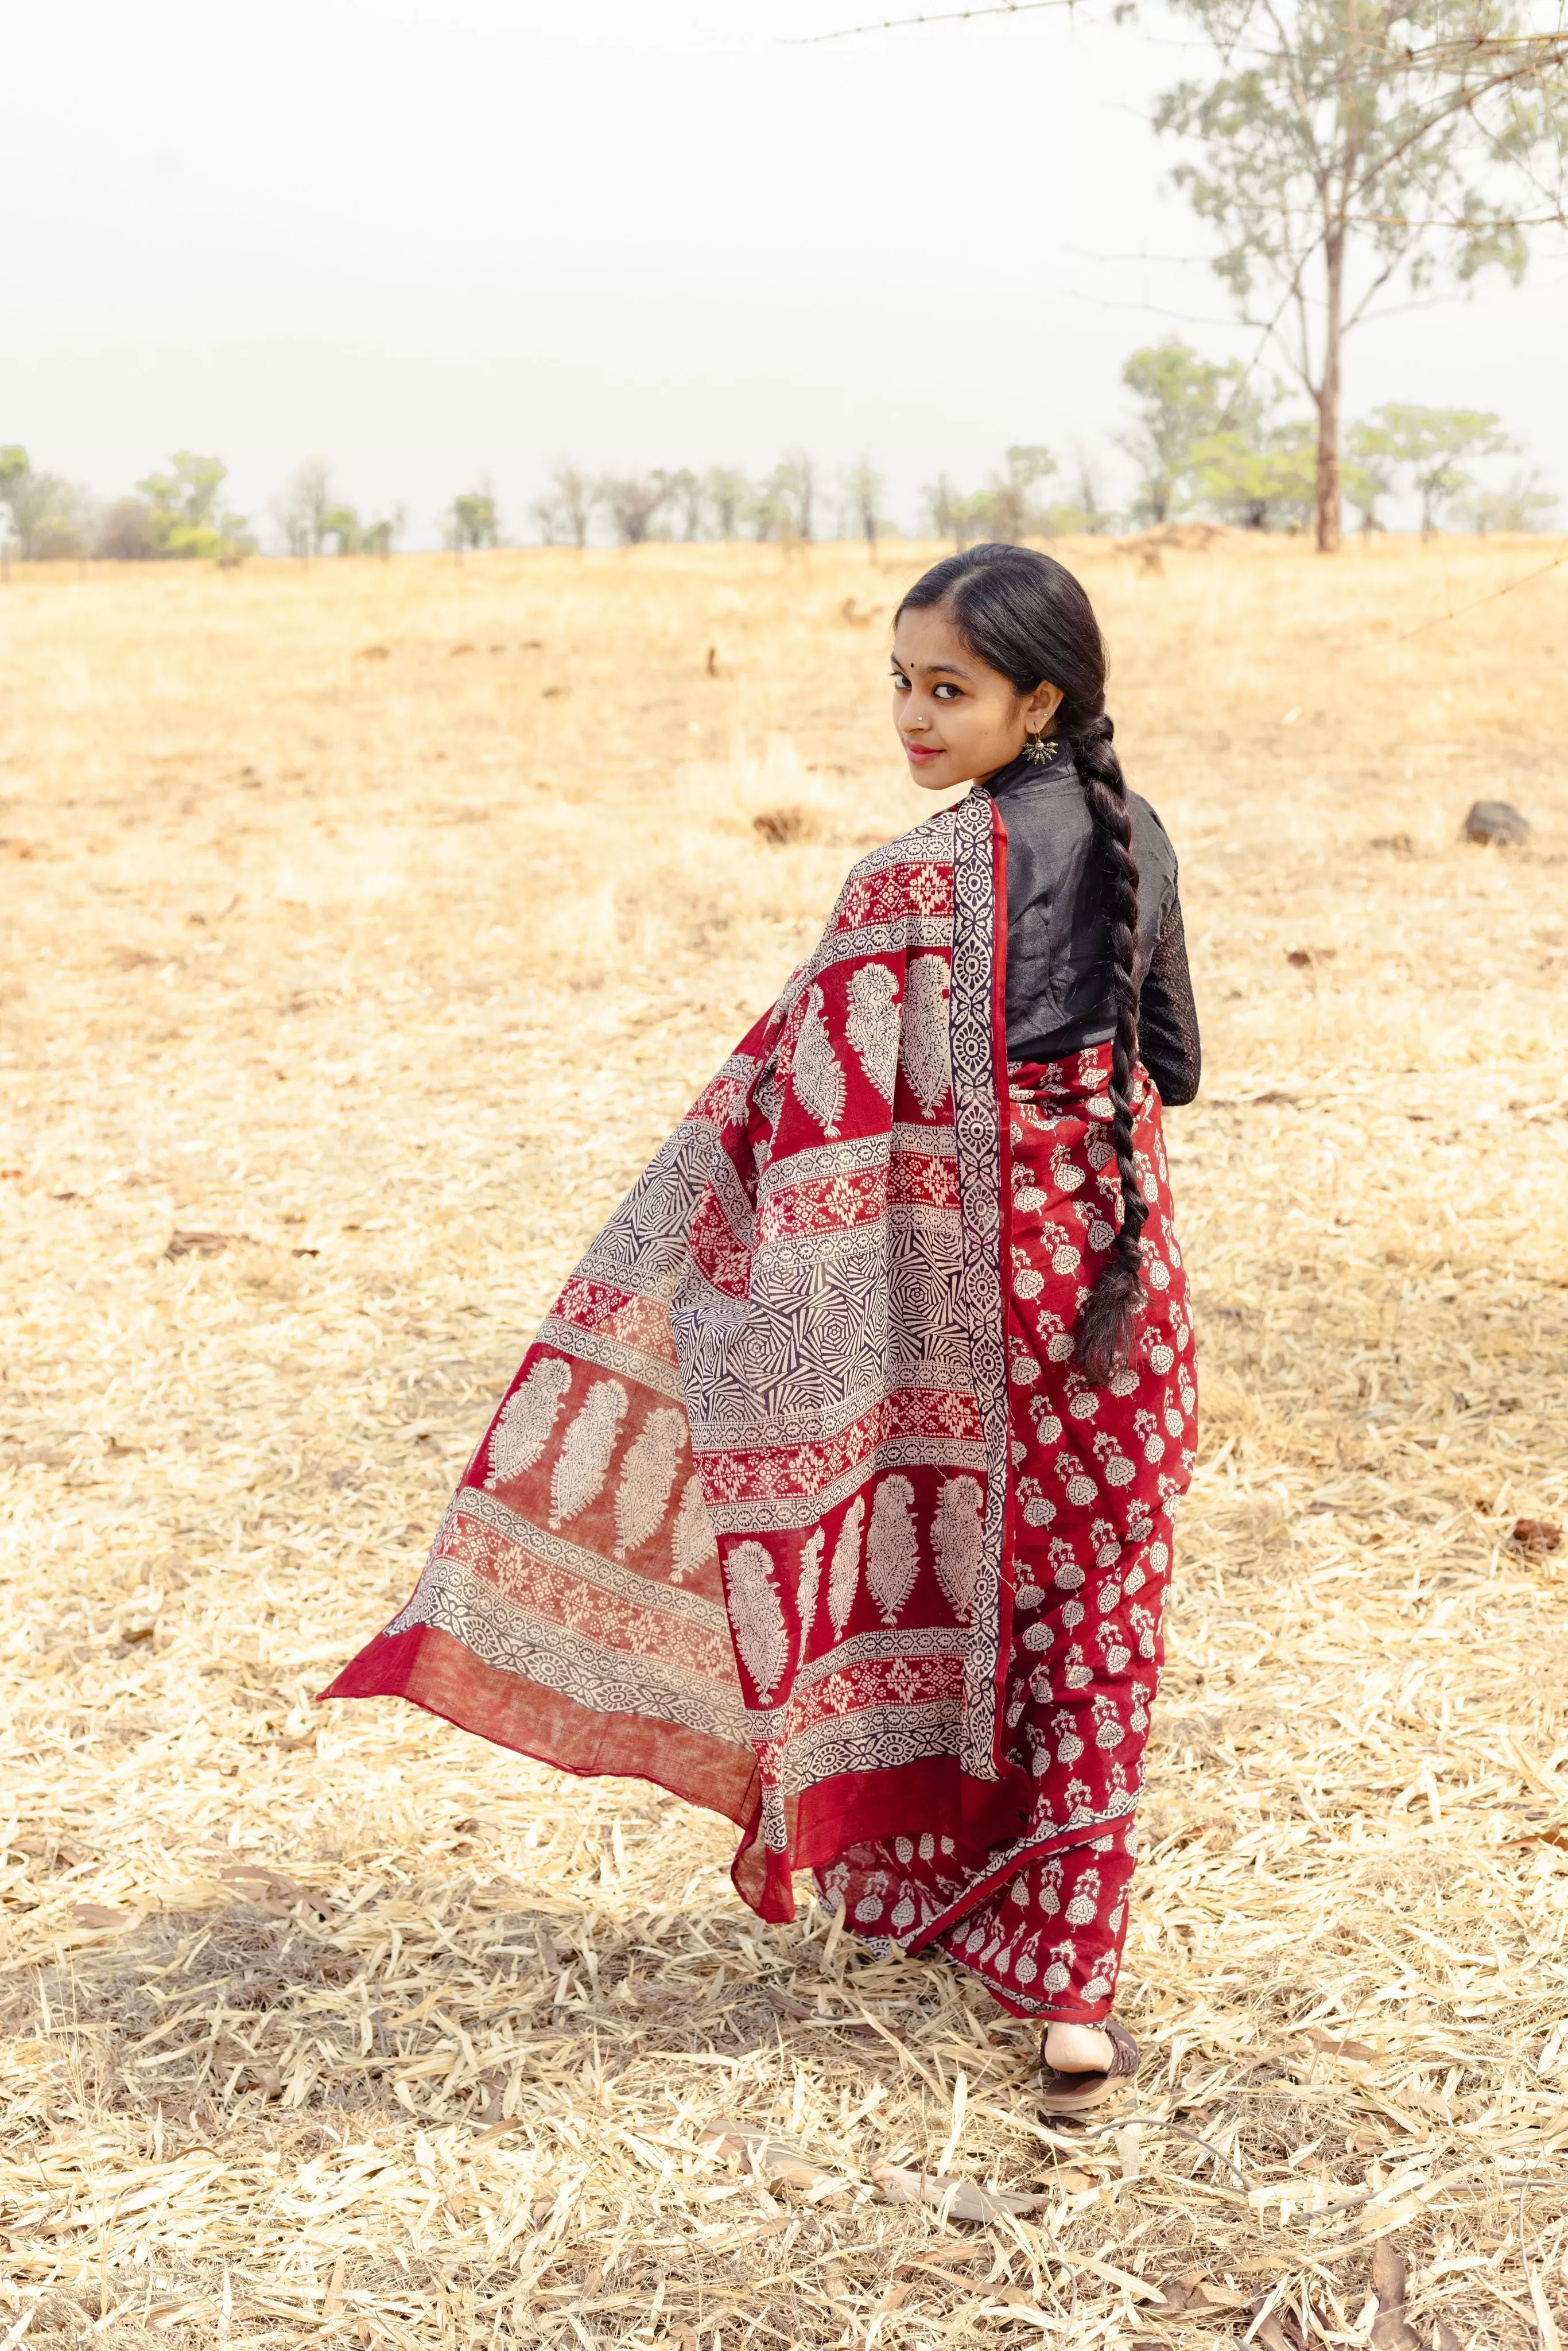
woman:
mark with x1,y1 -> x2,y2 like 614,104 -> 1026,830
325,544 -> 1199,2111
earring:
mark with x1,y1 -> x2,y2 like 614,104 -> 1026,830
1023,730 -> 1059,767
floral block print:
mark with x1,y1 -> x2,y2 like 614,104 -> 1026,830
817,1052 -> 1196,2019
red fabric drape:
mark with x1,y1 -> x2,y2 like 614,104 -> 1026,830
321,796 -> 1197,1951
820,1052 -> 1196,2016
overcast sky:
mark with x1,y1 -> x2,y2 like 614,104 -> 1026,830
5,0 -> 1565,541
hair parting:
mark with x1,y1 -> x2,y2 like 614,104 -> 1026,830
895,544 -> 1147,1379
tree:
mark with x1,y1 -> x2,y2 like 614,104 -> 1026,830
137,451 -> 226,542
531,463 -> 596,548
1120,340 -> 1236,522
655,468 -> 705,539
98,498 -> 157,559
452,488 -> 499,549
704,468 -> 750,540
844,456 -> 886,556
274,459 -> 335,558
983,444 -> 1057,542
1190,382 -> 1318,527
922,473 -> 962,545
1154,0 -> 1568,550
1363,401 -> 1514,532
1049,452 -> 1120,535
751,453 -> 817,545
1342,416 -> 1400,530
1,449 -> 95,558
600,475 -> 667,545
319,504 -> 363,555
1462,465 -> 1557,530
360,507 -> 406,559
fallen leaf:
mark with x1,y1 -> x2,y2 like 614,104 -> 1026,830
218,1863 -> 332,1917
872,2162 -> 1044,2222
1303,2026 -> 1381,2062
700,2118 -> 851,2199
321,2255 -> 346,2324
1368,2245 -> 1429,2351
763,1985 -> 812,2019
1175,2274 -> 1251,2312
894,2251 -> 992,2282
71,1902 -> 130,1930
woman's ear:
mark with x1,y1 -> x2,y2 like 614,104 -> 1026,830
1028,681 -> 1065,730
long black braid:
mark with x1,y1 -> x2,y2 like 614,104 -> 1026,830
895,544 -> 1146,1380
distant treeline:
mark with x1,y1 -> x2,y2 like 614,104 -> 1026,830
1,343 -> 1555,566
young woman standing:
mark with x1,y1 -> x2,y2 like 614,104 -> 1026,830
326,544 -> 1200,2109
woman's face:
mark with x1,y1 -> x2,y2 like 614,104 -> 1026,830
891,602 -> 1063,794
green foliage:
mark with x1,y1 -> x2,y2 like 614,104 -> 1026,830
1190,385 -> 1318,529
1342,418 -> 1400,530
983,445 -> 1058,544
452,490 -> 499,550
1152,0 -> 1568,545
0,447 -> 94,558
751,453 -> 817,545
1360,402 -> 1515,532
319,505 -> 363,556
1120,341 -> 1236,523
703,468 -> 750,542
134,452 -> 251,561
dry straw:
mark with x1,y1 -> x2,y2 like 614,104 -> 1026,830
1,537 -> 1566,2349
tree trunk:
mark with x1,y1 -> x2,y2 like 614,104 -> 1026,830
1315,226 -> 1345,553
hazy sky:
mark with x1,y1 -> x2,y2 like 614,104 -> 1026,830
6,0 -> 1565,541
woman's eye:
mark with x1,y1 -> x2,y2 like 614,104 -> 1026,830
934,683 -> 960,701
891,672 -> 910,692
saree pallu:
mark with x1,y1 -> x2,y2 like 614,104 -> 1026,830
821,1053 -> 1196,2020
323,792 -> 1196,1954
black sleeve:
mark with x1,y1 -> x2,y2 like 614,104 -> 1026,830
1138,894 -> 1201,1105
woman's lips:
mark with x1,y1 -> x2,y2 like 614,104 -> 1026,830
905,741 -> 944,763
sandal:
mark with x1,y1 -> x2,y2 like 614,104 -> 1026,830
1038,2017 -> 1139,2113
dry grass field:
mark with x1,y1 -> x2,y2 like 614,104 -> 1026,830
2,533 -> 1567,2351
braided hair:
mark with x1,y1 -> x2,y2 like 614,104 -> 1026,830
895,544 -> 1146,1382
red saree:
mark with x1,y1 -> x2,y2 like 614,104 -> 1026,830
323,790 -> 1196,1987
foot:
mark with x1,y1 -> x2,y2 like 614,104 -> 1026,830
1043,2019 -> 1115,2074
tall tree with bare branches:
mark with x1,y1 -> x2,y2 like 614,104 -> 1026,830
1154,0 -> 1568,549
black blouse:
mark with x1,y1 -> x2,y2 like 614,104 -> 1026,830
978,751 -> 1201,1106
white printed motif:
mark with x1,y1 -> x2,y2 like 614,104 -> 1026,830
670,1475 -> 718,1583
899,955 -> 952,1116
931,1476 -> 984,1621
828,1496 -> 866,1638
724,1540 -> 789,1701
793,984 -> 847,1137
549,1379 -> 629,1527
867,1475 -> 921,1625
613,1407 -> 685,1557
796,1528 -> 825,1651
487,1357 -> 573,1487
844,962 -> 901,1102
